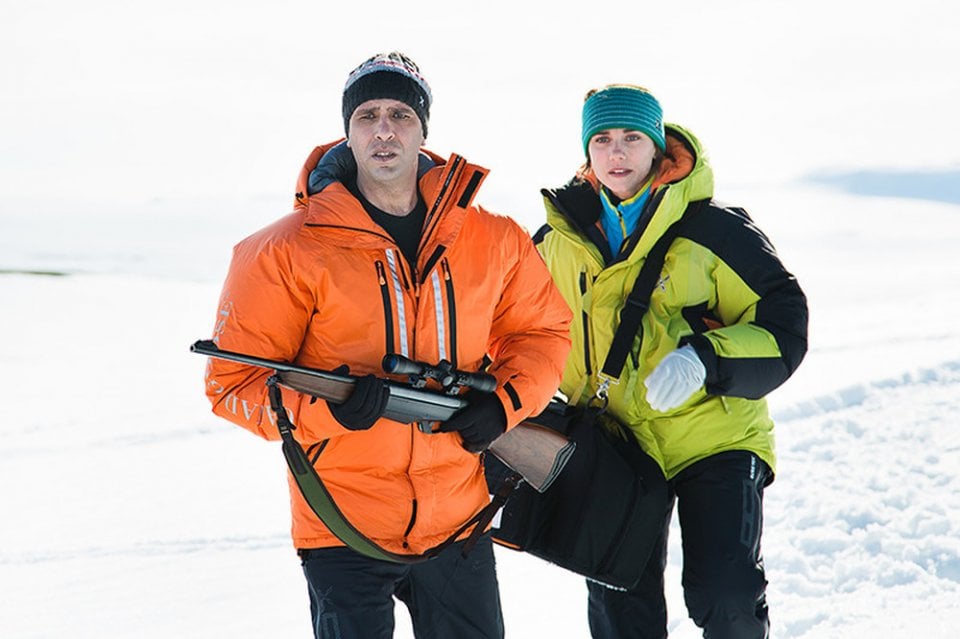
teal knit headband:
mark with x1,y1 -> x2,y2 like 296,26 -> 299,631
581,86 -> 665,154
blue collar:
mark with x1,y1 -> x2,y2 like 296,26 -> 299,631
599,183 -> 652,256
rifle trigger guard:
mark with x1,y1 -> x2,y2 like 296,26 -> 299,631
417,420 -> 437,434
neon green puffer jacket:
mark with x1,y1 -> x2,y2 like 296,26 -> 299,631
535,124 -> 807,479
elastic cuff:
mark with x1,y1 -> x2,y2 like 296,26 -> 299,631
679,334 -> 719,393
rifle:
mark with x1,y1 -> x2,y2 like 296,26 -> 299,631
191,340 -> 574,493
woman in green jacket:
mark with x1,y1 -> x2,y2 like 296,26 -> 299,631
534,85 -> 808,638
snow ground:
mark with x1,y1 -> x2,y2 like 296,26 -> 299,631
2,186 -> 959,638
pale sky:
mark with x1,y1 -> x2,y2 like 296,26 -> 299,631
3,0 -> 957,222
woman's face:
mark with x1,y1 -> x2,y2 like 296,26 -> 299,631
587,128 -> 657,200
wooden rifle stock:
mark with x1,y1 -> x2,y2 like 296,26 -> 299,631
193,340 -> 574,492
280,370 -> 352,403
487,419 -> 575,492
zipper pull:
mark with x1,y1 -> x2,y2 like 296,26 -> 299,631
375,261 -> 388,285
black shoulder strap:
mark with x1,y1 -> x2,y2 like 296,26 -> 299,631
599,199 -> 709,382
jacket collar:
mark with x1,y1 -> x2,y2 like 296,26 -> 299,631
304,141 -> 438,197
292,140 -> 490,263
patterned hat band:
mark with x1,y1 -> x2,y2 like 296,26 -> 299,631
581,86 -> 665,154
342,52 -> 432,137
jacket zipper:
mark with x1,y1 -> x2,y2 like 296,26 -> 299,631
383,253 -> 421,541
404,259 -> 418,358
306,441 -> 327,465
375,261 -> 395,355
412,157 -> 465,357
419,155 -> 464,257
579,268 -> 593,377
612,186 -> 669,266
383,249 -> 412,358
402,499 -> 418,548
404,256 -> 419,358
440,258 -> 458,367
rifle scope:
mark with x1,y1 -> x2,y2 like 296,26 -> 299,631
382,354 -> 497,394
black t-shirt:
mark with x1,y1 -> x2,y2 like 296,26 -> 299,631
347,179 -> 426,267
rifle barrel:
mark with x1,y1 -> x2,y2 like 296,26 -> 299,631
190,340 -> 353,383
191,340 -> 464,423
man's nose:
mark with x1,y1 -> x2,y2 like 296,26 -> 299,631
374,115 -> 395,140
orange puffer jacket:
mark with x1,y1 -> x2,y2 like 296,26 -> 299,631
205,141 -> 572,553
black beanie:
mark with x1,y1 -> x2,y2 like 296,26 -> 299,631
342,52 -> 432,138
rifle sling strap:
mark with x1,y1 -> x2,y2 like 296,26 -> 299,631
600,199 -> 708,382
266,376 -> 498,564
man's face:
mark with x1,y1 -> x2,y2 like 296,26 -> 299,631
347,98 -> 425,188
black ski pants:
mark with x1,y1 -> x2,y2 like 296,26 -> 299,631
299,533 -> 504,639
587,450 -> 772,639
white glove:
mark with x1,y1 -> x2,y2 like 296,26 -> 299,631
644,344 -> 706,412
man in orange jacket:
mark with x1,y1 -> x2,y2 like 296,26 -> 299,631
203,51 -> 571,638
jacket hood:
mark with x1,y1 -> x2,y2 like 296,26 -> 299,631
294,140 -> 445,207
291,140 -> 490,258
565,123 -> 712,200
544,123 -> 714,239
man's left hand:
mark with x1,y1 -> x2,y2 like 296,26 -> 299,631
438,392 -> 507,453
